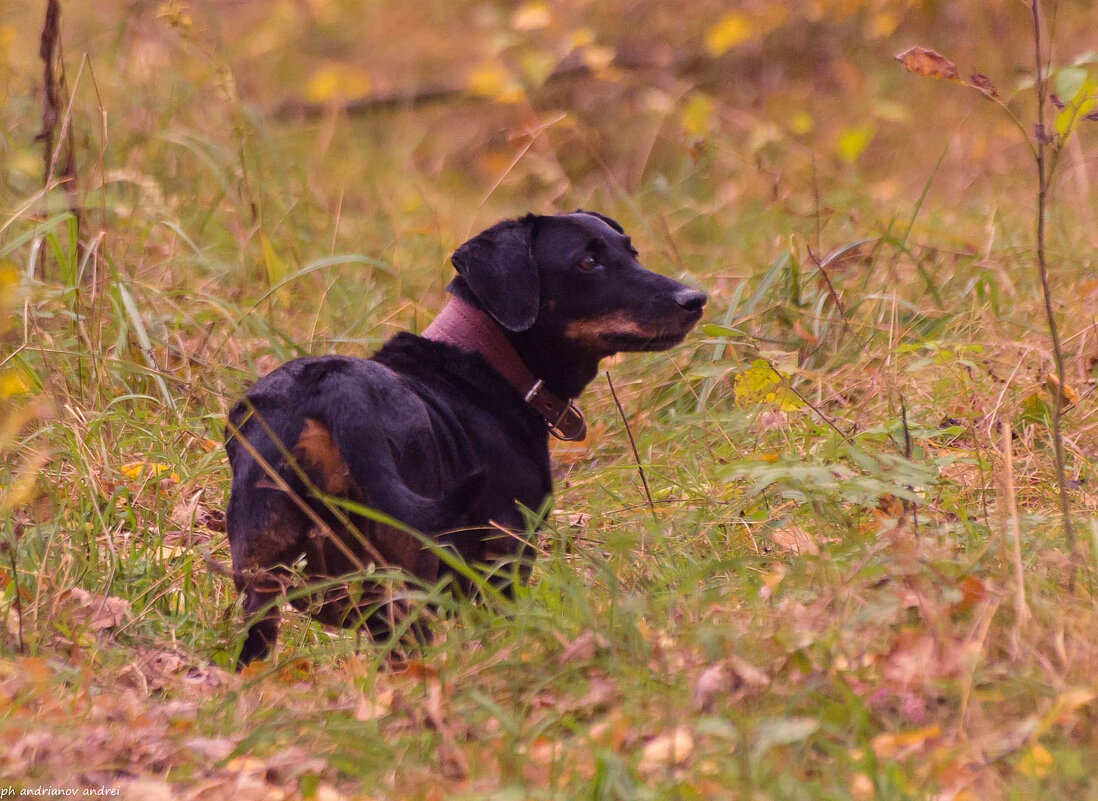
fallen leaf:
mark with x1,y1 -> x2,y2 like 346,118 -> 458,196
770,525 -> 819,556
951,575 -> 991,616
752,717 -> 819,760
693,663 -> 729,711
872,725 -> 941,759
894,46 -> 960,82
186,737 -> 237,761
578,675 -> 618,711
850,772 -> 874,801
638,726 -> 694,775
758,567 -> 786,599
62,587 -> 132,630
558,630 -> 609,664
693,655 -> 770,710
355,685 -> 395,721
1045,372 -> 1078,407
314,786 -> 346,801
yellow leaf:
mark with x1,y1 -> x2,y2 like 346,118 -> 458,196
0,263 -> 17,337
568,28 -> 596,49
836,124 -> 875,163
1015,743 -> 1053,778
0,263 -> 18,299
305,62 -> 370,104
760,569 -> 785,591
0,449 -> 48,513
705,13 -> 752,56
259,233 -> 290,303
224,756 -> 267,776
733,360 -> 800,411
868,11 -> 900,39
511,1 -> 551,31
790,111 -> 814,135
520,51 -> 557,87
681,94 -> 715,138
121,461 -> 179,482
1045,372 -> 1078,407
1056,106 -> 1074,137
1042,688 -> 1096,730
871,725 -> 941,758
467,63 -> 524,103
0,369 -> 28,399
581,45 -> 616,72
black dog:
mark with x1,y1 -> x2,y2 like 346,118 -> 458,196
225,211 -> 706,667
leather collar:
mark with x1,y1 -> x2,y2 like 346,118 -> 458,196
422,297 -> 587,441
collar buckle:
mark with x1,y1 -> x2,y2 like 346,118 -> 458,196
525,379 -> 588,442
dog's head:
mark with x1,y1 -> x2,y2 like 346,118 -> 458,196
450,211 -> 706,356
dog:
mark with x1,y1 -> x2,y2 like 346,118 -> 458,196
224,210 -> 706,667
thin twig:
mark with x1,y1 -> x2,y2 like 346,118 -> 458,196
808,156 -> 855,342
5,528 -> 24,655
36,0 -> 86,270
755,355 -> 854,441
604,371 -> 656,520
1030,0 -> 1076,584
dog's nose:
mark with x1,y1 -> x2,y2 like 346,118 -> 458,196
674,287 -> 707,314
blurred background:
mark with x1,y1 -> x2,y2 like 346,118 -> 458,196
3,1 -> 1095,303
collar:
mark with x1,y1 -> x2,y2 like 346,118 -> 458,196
422,297 -> 587,441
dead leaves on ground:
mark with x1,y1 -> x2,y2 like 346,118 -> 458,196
693,655 -> 770,711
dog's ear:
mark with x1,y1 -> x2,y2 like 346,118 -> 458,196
574,208 -> 624,233
451,215 -> 540,332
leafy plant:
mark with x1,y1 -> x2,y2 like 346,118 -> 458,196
896,3 -> 1095,581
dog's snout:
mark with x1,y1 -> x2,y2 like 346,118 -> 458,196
674,287 -> 707,314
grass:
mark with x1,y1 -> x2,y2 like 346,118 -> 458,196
2,1 -> 1098,798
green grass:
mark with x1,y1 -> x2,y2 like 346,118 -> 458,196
2,2 -> 1098,798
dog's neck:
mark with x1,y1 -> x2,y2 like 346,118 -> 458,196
423,295 -> 587,441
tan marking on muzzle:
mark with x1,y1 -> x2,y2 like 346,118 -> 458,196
293,418 -> 353,495
564,312 -> 651,347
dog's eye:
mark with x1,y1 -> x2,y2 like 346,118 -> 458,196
577,256 -> 601,273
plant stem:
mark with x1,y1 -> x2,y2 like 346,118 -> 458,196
1030,0 -> 1076,580
605,371 -> 656,521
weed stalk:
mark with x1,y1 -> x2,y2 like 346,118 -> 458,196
1029,0 -> 1076,582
